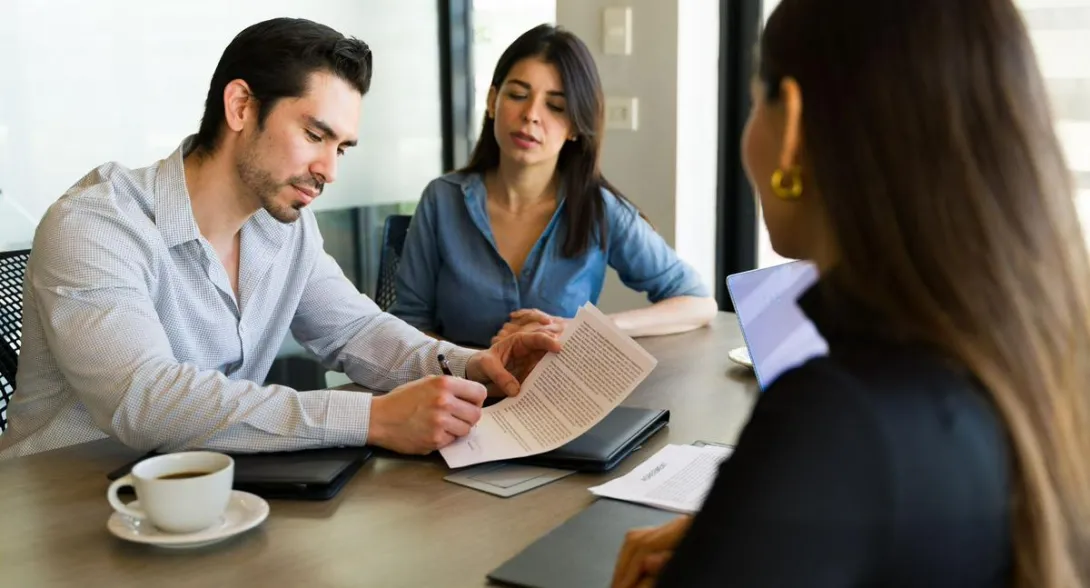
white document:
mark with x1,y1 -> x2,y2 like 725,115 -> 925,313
439,303 -> 658,468
587,444 -> 733,514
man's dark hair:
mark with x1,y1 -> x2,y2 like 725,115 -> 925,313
192,17 -> 373,155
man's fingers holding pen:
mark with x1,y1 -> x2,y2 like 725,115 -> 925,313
430,377 -> 484,425
367,376 -> 486,454
434,375 -> 488,407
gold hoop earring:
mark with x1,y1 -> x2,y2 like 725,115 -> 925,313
771,166 -> 803,199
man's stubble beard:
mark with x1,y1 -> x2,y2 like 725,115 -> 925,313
235,138 -> 302,224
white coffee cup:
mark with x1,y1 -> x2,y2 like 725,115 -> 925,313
107,451 -> 234,534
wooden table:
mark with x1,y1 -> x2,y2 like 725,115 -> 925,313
0,313 -> 758,588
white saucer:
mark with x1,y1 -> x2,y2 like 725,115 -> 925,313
728,346 -> 754,369
107,490 -> 269,549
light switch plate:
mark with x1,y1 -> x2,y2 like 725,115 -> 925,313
605,96 -> 639,131
603,7 -> 633,55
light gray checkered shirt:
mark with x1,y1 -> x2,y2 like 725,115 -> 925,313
0,138 -> 474,459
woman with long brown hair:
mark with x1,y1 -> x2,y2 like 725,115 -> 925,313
612,0 -> 1090,586
390,25 -> 716,349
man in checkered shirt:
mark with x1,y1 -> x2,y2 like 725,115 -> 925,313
0,18 -> 560,459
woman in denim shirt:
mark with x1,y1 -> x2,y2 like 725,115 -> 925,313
391,25 -> 717,347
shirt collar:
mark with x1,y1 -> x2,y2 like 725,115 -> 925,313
797,268 -> 932,348
458,172 -> 495,245
458,171 -> 488,207
456,171 -> 569,251
455,170 -> 571,209
153,136 -> 292,250
154,136 -> 201,248
454,170 -> 569,204
797,268 -> 971,378
796,268 -> 896,343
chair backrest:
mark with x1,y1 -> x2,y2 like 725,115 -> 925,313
374,215 -> 413,312
0,249 -> 30,431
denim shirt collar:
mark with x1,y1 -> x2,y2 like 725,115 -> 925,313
456,171 -> 568,261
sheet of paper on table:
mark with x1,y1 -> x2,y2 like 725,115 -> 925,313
587,443 -> 733,514
439,303 -> 657,469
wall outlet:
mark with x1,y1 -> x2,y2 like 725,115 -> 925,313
605,97 -> 639,131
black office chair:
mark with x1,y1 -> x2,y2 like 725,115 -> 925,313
374,214 -> 413,312
0,249 -> 30,432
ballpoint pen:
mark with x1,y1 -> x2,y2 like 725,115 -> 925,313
437,353 -> 454,376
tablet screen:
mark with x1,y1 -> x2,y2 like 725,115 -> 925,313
727,261 -> 828,388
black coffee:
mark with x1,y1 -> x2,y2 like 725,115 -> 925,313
157,471 -> 213,480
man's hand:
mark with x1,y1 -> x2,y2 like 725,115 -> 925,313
467,331 -> 563,397
491,309 -> 568,345
367,376 -> 487,454
611,516 -> 693,588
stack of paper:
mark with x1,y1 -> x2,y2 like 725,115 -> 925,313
439,303 -> 658,468
587,444 -> 733,513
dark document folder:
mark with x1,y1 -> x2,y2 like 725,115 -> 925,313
488,499 -> 679,588
511,406 -> 669,472
107,446 -> 373,501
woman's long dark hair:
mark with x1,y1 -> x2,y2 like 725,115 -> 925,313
461,24 -> 634,258
761,0 -> 1090,585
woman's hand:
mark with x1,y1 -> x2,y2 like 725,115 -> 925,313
611,516 -> 693,588
491,309 -> 568,345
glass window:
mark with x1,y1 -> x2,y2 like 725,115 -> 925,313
756,1 -> 791,267
1018,0 -> 1090,243
0,0 -> 445,251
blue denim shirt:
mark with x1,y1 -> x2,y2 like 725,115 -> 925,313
390,172 -> 709,347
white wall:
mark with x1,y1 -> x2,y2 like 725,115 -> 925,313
0,0 -> 444,251
556,0 -> 719,312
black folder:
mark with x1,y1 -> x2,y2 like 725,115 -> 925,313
511,406 -> 670,472
487,499 -> 679,588
107,446 -> 373,501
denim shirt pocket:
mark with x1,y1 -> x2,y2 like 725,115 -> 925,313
537,279 -> 585,317
535,254 -> 600,318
